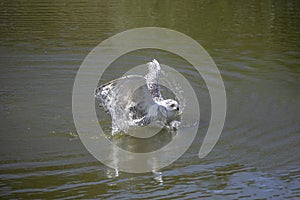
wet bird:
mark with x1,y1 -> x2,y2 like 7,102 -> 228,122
95,59 -> 180,134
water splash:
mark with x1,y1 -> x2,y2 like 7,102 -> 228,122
96,74 -> 185,135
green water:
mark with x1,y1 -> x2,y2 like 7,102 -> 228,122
0,1 -> 299,199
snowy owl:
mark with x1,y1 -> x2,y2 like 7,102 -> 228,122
95,59 -> 181,134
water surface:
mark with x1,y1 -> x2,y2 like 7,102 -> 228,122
0,1 -> 299,199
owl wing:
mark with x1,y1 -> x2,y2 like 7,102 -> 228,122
144,59 -> 163,101
95,75 -> 155,118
